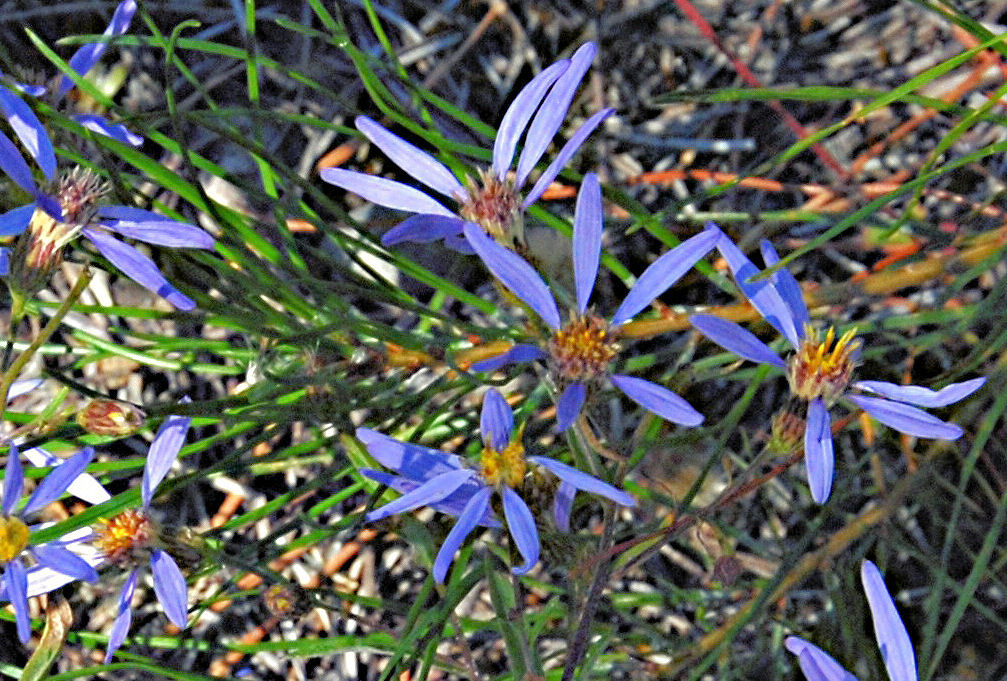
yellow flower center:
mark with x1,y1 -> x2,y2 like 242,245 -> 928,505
787,325 -> 860,405
458,169 -> 522,244
549,313 -> 618,382
94,508 -> 158,567
481,439 -> 527,488
0,516 -> 30,562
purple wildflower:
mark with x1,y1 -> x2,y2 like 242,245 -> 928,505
0,445 -> 99,643
689,236 -> 985,503
0,0 -> 142,148
466,172 -> 720,431
0,133 -> 214,310
321,43 -> 611,251
358,387 -> 635,583
97,408 -> 192,662
786,560 -> 917,681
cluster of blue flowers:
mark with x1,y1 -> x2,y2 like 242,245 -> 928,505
326,40 -> 981,681
0,15 -> 986,678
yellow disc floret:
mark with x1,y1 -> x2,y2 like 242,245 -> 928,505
787,325 -> 860,405
548,313 -> 618,383
0,516 -> 30,562
481,439 -> 527,488
95,508 -> 158,567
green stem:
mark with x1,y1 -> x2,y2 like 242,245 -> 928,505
0,268 -> 93,423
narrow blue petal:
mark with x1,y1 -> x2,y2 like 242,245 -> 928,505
798,653 -> 850,681
7,378 -> 43,400
572,172 -> 602,313
151,549 -> 188,628
14,84 -> 47,98
0,85 -> 55,179
0,247 -> 8,276
849,394 -> 963,440
480,388 -> 514,452
59,0 -> 137,96
805,399 -> 834,504
7,558 -> 31,643
381,214 -> 465,246
492,59 -> 570,179
523,108 -> 614,209
860,560 -> 917,681
362,468 -> 499,526
760,240 -> 810,330
355,427 -> 465,481
105,569 -> 138,662
142,405 -> 192,508
21,528 -> 104,599
366,469 -> 476,522
529,455 -> 636,507
356,116 -> 463,198
81,227 -> 196,310
717,235 -> 801,346
516,42 -> 597,188
22,446 -> 110,505
0,203 -> 36,237
320,167 -> 455,217
502,487 -> 540,575
3,443 -> 23,515
32,544 -> 98,582
609,374 -> 704,426
852,377 -> 985,409
73,114 -> 144,146
553,481 -> 576,532
611,227 -> 720,326
36,193 -> 62,221
0,129 -> 40,196
433,487 -> 492,584
24,447 -> 95,515
470,344 -> 547,373
556,382 -> 587,432
689,314 -> 785,367
785,637 -> 855,681
443,233 -> 476,254
463,222 -> 561,330
96,206 -> 215,248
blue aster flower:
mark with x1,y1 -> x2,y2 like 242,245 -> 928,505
0,144 -> 215,310
96,408 -> 192,662
359,388 -> 635,583
0,445 -> 100,643
689,236 -> 985,503
321,42 -> 611,252
464,172 -> 720,431
786,560 -> 917,681
0,0 -> 142,149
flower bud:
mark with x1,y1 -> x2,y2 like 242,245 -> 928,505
769,403 -> 806,455
77,399 -> 145,437
5,168 -> 109,305
263,583 -> 312,618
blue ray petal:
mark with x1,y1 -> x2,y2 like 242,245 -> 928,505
480,388 -> 514,452
463,222 -> 561,329
502,487 -> 540,575
805,398 -> 834,504
433,487 -> 493,584
609,374 -> 703,426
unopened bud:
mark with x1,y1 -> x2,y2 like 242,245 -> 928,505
769,402 -> 806,455
77,399 -> 145,437
263,583 -> 312,618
